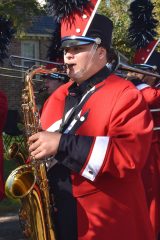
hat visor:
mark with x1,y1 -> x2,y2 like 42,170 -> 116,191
61,36 -> 96,48
42,73 -> 69,82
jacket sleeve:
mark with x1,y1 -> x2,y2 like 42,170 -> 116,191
55,88 -> 153,181
136,83 -> 160,107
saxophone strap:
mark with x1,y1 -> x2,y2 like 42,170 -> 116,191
59,66 -> 110,134
59,84 -> 104,134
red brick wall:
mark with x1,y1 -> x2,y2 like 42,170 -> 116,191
0,37 -> 51,112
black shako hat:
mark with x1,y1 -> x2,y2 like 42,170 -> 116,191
55,0 -> 113,50
128,0 -> 160,74
61,13 -> 113,50
49,0 -> 113,49
86,14 -> 113,49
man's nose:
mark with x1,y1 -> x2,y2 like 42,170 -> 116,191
64,50 -> 74,59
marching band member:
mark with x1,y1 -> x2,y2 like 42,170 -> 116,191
29,1 -> 154,239
127,65 -> 160,240
128,1 -> 160,238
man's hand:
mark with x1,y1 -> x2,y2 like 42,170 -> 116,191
28,131 -> 62,159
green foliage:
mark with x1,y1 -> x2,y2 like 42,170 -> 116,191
98,0 -> 160,62
0,197 -> 20,214
0,0 -> 46,35
153,0 -> 160,37
99,0 -> 132,60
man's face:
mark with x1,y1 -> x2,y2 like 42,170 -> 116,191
64,44 -> 105,84
45,79 -> 62,95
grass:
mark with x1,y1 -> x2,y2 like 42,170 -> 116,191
0,198 -> 20,215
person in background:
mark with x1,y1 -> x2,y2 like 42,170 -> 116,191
39,66 -> 70,200
35,63 -> 69,114
39,66 -> 70,116
44,75 -> 63,96
28,6 -> 154,239
42,67 -> 69,97
127,9 -> 160,238
126,65 -> 160,240
0,91 -> 8,200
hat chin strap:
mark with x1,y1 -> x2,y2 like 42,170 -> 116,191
76,43 -> 99,81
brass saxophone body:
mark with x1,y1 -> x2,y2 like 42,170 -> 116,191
5,67 -> 57,240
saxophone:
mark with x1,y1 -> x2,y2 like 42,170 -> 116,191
5,66 -> 59,240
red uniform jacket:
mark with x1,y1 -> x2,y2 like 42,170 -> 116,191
136,83 -> 160,239
0,91 -> 8,199
41,74 -> 154,240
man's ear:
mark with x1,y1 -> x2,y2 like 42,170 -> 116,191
98,47 -> 107,60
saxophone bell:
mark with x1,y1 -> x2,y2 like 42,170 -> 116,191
5,164 -> 36,199
5,65 -> 56,240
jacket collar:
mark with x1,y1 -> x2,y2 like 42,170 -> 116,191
68,66 -> 110,96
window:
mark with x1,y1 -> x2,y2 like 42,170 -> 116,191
21,41 -> 39,69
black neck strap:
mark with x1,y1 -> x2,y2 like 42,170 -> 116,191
59,66 -> 110,133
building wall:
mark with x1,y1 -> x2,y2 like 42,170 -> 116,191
0,37 -> 51,112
